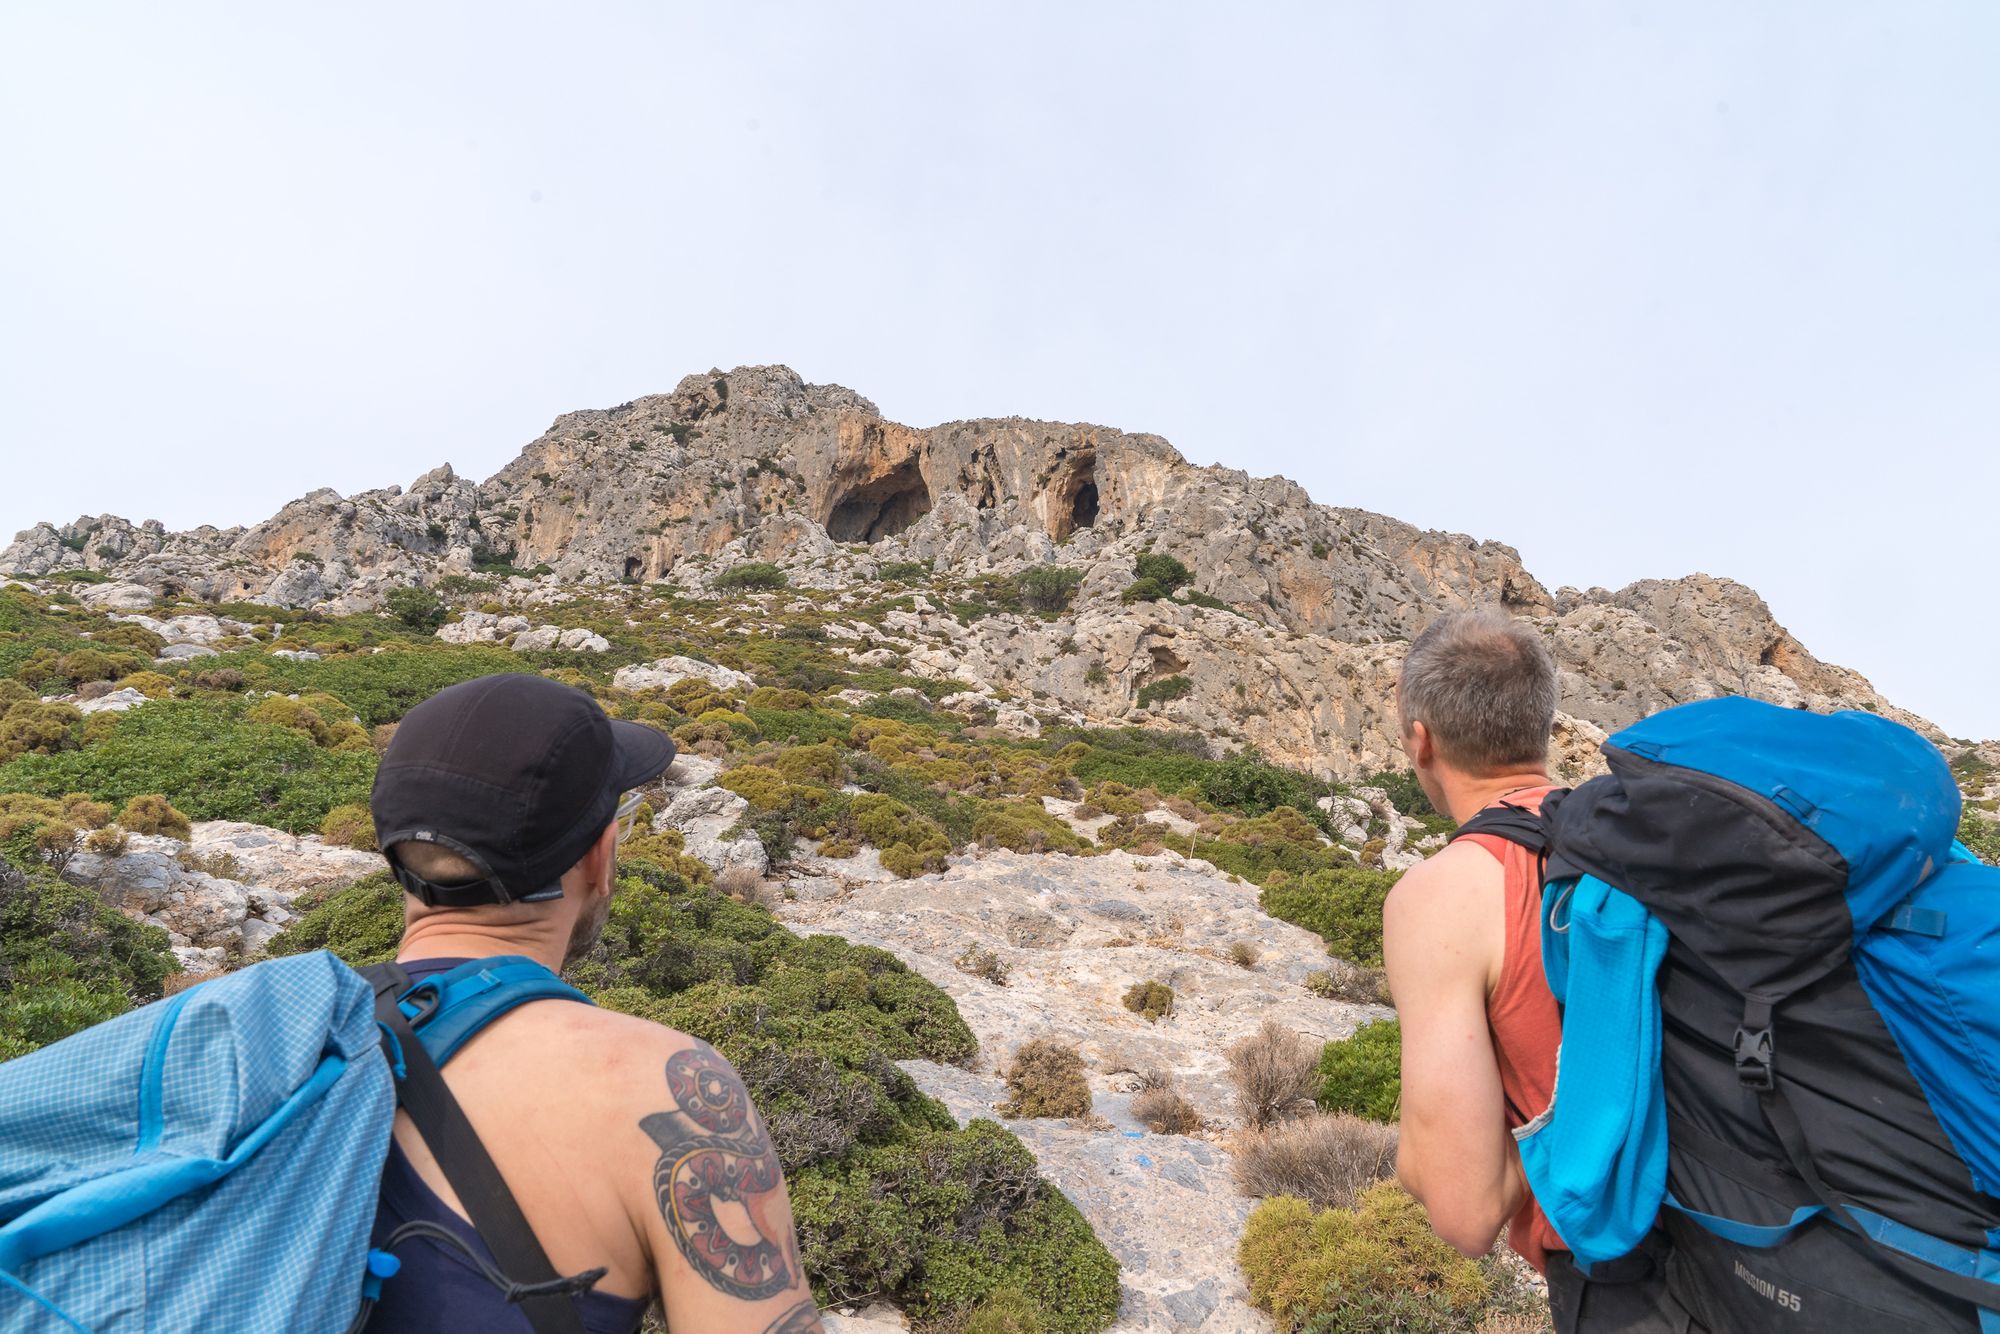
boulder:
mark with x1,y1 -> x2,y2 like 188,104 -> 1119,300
511,626 -> 561,653
613,655 -> 754,694
76,582 -> 156,610
75,687 -> 149,714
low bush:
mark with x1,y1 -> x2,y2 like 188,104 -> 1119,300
1259,865 -> 1401,967
0,701 -> 82,764
319,803 -> 377,850
1000,1039 -> 1092,1119
1231,1112 -> 1398,1211
241,645 -> 523,727
1125,554 -> 1192,601
1014,566 -> 1084,614
714,562 -> 788,591
1228,940 -> 1261,970
0,698 -> 376,833
117,793 -> 191,840
0,849 -> 177,1060
384,585 -> 447,630
1135,675 -> 1192,709
973,800 -> 1083,855
1317,1019 -> 1401,1123
1240,1184 -> 1538,1332
1960,809 -> 2000,866
1121,980 -> 1174,1022
266,871 -> 406,967
1228,1019 -> 1321,1128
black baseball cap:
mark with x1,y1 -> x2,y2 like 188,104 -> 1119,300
370,673 -> 675,905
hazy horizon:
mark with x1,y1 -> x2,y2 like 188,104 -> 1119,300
4,3 -> 1994,737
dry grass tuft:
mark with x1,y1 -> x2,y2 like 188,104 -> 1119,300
1231,1111 -> 1398,1210
713,863 -> 772,906
1227,1019 -> 1321,1127
1228,939 -> 1261,969
1132,1069 -> 1203,1135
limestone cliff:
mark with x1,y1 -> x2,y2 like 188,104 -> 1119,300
3,364 -> 1941,777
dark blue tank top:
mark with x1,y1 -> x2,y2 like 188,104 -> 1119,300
365,958 -> 651,1334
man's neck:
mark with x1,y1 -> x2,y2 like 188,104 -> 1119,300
398,918 -> 566,975
1439,769 -> 1553,825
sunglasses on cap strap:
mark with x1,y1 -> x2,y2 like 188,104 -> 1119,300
615,790 -> 645,843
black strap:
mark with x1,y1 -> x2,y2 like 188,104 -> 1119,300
365,967 -> 594,1334
1759,1083 -> 2000,1314
1449,797 -> 1558,856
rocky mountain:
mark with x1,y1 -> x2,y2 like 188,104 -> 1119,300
4,364 -> 1949,781
7,364 -> 1991,1333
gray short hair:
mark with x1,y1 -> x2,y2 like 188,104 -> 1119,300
1398,608 -> 1556,773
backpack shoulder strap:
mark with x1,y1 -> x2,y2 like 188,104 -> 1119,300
1450,794 -> 1562,858
360,962 -> 598,1334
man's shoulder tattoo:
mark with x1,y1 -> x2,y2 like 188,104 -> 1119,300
639,1042 -> 801,1302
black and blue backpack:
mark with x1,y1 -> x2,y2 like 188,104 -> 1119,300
0,951 -> 603,1332
1460,695 -> 2000,1333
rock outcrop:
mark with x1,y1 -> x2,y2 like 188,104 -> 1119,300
4,364 -> 1944,778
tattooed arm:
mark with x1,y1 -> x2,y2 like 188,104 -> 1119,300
637,1041 -> 824,1333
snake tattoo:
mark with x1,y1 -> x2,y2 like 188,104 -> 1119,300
640,1044 -> 801,1303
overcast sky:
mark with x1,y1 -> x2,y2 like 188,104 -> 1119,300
3,3 -> 1994,736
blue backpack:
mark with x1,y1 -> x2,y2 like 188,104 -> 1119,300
1461,697 -> 2000,1333
0,950 -> 598,1333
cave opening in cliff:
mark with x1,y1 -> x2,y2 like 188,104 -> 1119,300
1070,483 -> 1099,531
623,556 -> 643,581
1052,452 -> 1099,540
825,460 -> 933,542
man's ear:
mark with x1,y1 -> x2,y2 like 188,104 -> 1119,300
1407,719 -> 1435,769
580,820 -> 620,897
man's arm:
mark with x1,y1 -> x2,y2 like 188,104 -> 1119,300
634,1041 -> 824,1333
1382,849 -> 1527,1257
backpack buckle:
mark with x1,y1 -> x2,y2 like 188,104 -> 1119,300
1734,1026 -> 1775,1090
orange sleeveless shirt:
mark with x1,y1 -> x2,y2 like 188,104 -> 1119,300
1454,787 -> 1565,1274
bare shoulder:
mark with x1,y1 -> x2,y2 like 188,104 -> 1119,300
1386,839 -> 1502,912
1383,840 -> 1505,993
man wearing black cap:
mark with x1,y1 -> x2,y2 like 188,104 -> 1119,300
364,673 -> 823,1334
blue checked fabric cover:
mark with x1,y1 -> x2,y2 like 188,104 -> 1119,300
0,950 -> 394,1332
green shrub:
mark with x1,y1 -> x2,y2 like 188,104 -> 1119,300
1135,675 -> 1192,709
265,871 -> 406,967
1259,865 -> 1400,967
1239,1183 -> 1534,1332
319,803 -> 378,850
1122,979 -> 1174,1022
1317,1019 -> 1401,1123
791,1124 -> 1118,1331
384,585 -> 447,630
878,560 -> 931,584
1200,750 -> 1331,825
1000,1038 -> 1091,1119
1118,576 -> 1164,603
1366,768 -> 1438,820
0,851 -> 177,1060
0,701 -> 82,764
714,562 -> 788,591
1133,553 -> 1192,593
246,647 -> 524,727
962,1286 -> 1043,1334
972,800 -> 1083,854
1014,566 -> 1084,614
0,699 -> 375,833
1960,809 -> 2000,866
116,794 -> 192,839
